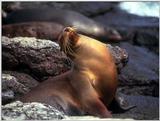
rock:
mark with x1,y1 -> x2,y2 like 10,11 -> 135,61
118,42 -> 159,97
94,7 -> 159,54
129,28 -> 158,54
64,116 -> 134,120
2,2 -> 22,13
2,74 -> 28,104
113,94 -> 159,120
2,36 -> 71,80
2,90 -> 14,104
3,2 -> 158,54
94,8 -> 158,28
3,71 -> 39,89
2,72 -> 39,104
2,101 -> 66,120
118,86 -> 159,97
61,2 -> 118,17
2,2 -> 118,17
107,44 -> 128,73
2,9 -> 7,18
2,95 -> 158,120
2,36 -> 128,80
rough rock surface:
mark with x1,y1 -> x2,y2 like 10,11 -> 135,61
94,8 -> 159,54
107,44 -> 128,73
2,2 -> 159,120
2,37 -> 158,97
3,71 -> 39,89
2,72 -> 39,104
3,2 -> 158,54
113,95 -> 159,120
2,95 -> 158,120
2,101 -> 66,120
2,101 -> 135,120
2,36 -> 71,80
2,36 -> 128,80
118,42 -> 159,97
2,2 -> 118,17
64,116 -> 134,120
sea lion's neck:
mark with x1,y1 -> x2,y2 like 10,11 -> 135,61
72,63 -> 86,72
69,35 -> 94,70
68,34 -> 106,72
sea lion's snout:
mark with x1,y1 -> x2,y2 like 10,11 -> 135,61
62,27 -> 79,44
63,27 -> 74,33
58,27 -> 79,58
64,27 -> 69,31
58,27 -> 75,47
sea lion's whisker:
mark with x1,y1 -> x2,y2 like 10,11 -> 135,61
66,42 -> 73,52
66,43 -> 75,56
64,43 -> 68,52
65,43 -> 78,58
63,34 -> 69,54
72,26 -> 77,30
67,41 -> 77,56
62,28 -> 79,58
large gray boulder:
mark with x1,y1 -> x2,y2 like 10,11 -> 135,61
2,36 -> 71,80
113,95 -> 159,120
2,101 -> 66,120
2,2 -> 118,17
2,36 -> 128,80
94,8 -> 159,54
2,95 -> 158,120
118,42 -> 159,97
2,72 -> 39,104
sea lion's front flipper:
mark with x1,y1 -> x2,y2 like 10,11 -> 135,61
108,91 -> 136,113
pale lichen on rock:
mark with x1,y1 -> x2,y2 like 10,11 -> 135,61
2,36 -> 60,49
2,101 -> 66,120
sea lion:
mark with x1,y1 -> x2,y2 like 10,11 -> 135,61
19,27 -> 119,118
3,8 -> 122,42
2,22 -> 63,41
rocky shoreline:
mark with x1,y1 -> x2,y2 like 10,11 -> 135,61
2,2 -> 159,120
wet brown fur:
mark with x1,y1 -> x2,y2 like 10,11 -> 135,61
20,27 -> 118,118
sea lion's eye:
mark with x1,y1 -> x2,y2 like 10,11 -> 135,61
64,28 -> 70,32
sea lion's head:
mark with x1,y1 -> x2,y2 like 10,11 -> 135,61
58,27 -> 80,59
